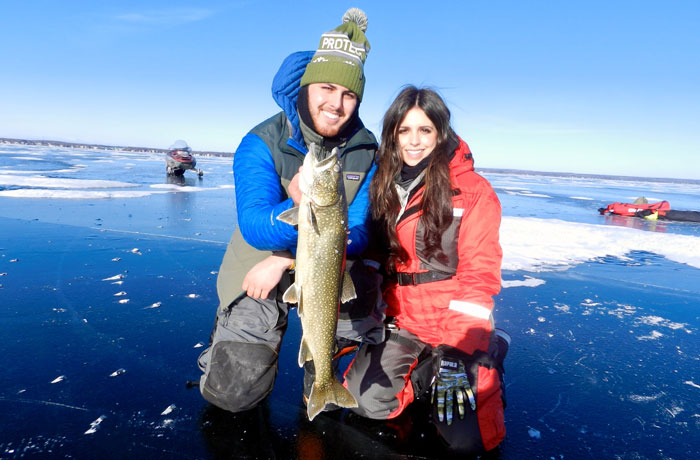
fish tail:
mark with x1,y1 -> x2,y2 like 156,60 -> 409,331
307,380 -> 358,421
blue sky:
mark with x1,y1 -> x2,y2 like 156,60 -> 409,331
2,1 -> 699,179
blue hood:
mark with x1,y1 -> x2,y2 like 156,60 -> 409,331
271,51 -> 313,147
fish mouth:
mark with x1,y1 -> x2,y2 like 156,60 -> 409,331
315,153 -> 339,172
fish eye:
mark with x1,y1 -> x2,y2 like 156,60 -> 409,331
333,164 -> 340,172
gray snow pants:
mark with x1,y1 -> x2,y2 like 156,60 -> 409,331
197,260 -> 386,413
344,327 -> 433,420
344,327 -> 509,455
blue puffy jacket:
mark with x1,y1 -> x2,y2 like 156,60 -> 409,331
233,51 -> 377,257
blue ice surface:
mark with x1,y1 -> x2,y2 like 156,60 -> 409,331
1,145 -> 699,459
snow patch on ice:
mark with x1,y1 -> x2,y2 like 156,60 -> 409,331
636,316 -> 692,333
51,375 -> 65,384
500,217 -> 700,271
607,304 -> 637,319
161,404 -> 176,415
637,330 -> 663,341
684,381 -> 700,389
157,419 -> 175,429
519,192 -> 551,198
0,189 -> 155,199
0,174 -> 138,189
502,276 -> 546,288
84,415 -> 106,434
628,393 -> 664,403
0,168 -> 78,174
150,184 -> 221,192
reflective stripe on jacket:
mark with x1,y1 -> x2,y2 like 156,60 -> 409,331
384,139 -> 503,355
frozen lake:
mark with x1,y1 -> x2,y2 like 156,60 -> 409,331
1,144 -> 699,459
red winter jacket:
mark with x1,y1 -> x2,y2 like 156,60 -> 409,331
383,139 -> 503,355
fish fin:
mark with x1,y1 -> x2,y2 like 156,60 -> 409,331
277,207 -> 299,226
305,202 -> 319,234
298,337 -> 312,367
307,380 -> 358,421
282,283 -> 299,304
340,269 -> 357,303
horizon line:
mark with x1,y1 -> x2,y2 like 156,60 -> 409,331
2,137 -> 698,184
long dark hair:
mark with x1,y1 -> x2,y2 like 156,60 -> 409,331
370,86 -> 457,270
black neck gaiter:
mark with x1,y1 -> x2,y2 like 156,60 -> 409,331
399,155 -> 432,188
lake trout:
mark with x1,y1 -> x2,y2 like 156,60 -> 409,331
277,144 -> 358,421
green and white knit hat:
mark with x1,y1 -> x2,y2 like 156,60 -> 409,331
300,8 -> 370,101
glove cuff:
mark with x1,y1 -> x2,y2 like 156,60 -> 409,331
433,345 -> 471,375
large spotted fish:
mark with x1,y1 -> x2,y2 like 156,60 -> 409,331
277,144 -> 357,421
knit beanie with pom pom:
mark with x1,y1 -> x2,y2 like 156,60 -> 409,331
300,8 -> 370,101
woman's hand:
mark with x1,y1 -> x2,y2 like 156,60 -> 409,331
242,252 -> 294,299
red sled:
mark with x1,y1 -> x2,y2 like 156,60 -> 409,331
599,201 -> 671,217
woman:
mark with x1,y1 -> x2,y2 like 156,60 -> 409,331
344,86 -> 509,455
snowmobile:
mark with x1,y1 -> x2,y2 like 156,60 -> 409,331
165,140 -> 203,177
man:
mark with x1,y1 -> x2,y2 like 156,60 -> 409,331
197,8 -> 384,414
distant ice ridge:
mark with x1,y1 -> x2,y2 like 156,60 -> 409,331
0,189 -> 153,199
150,184 -> 222,192
0,174 -> 137,189
0,173 -> 232,198
501,217 -> 700,271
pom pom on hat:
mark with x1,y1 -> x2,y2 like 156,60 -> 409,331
300,8 -> 371,101
342,8 -> 368,32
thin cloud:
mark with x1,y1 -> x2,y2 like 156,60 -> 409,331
115,8 -> 212,26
